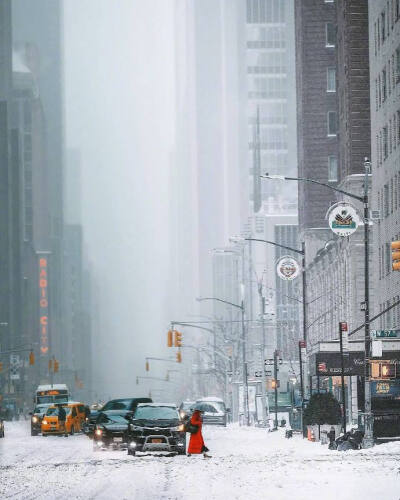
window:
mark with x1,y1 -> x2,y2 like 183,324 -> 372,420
391,178 -> 394,213
398,173 -> 400,208
389,118 -> 393,153
375,79 -> 379,111
381,11 -> 386,42
379,246 -> 382,279
386,242 -> 391,274
382,67 -> 387,101
383,125 -> 388,159
384,183 -> 389,216
374,22 -> 378,56
397,111 -> 400,144
328,156 -> 338,181
388,60 -> 392,94
327,68 -> 336,92
397,0 -> 400,20
395,174 -> 398,211
396,47 -> 400,83
326,22 -> 336,46
327,111 -> 337,136
378,73 -> 382,105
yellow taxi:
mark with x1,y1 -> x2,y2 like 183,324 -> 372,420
41,402 -> 86,436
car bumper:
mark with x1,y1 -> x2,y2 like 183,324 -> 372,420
203,416 -> 226,426
130,433 -> 186,452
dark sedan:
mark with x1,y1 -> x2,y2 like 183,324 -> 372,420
30,404 -> 51,436
93,410 -> 132,450
127,403 -> 186,456
85,397 -> 152,437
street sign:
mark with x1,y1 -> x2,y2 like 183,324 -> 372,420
276,256 -> 300,281
327,203 -> 360,237
340,322 -> 349,351
254,370 -> 263,378
264,370 -> 272,376
371,329 -> 400,338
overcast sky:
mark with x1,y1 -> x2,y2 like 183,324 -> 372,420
64,0 -> 176,398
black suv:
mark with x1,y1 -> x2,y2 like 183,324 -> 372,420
127,403 -> 186,456
85,397 -> 152,437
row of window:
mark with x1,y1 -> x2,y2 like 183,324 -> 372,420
377,172 -> 400,220
247,66 -> 287,75
375,46 -> 400,110
376,109 -> 400,166
246,0 -> 285,24
379,297 -> 400,329
374,0 -> 400,57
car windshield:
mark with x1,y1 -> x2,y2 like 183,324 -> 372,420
102,399 -> 132,411
34,405 -> 48,414
134,406 -> 178,420
46,407 -> 71,416
197,402 -> 225,413
37,396 -> 53,404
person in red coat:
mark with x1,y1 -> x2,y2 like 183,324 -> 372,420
187,409 -> 211,458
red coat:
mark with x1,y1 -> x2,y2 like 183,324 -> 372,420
187,410 -> 205,454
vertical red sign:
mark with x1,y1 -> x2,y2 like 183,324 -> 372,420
39,256 -> 49,355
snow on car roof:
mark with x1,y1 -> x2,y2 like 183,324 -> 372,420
196,397 -> 224,403
36,384 -> 68,391
136,403 -> 177,408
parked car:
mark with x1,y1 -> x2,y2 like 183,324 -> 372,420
30,404 -> 51,436
84,397 -> 152,437
195,397 -> 227,426
127,403 -> 186,456
93,410 -> 132,450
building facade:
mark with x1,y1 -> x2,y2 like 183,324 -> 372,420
246,0 -> 297,213
369,0 -> 400,330
295,0 -> 339,260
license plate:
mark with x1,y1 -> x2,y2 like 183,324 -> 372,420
152,438 -> 162,443
113,437 -> 123,442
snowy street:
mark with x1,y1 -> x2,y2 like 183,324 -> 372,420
1,421 -> 399,500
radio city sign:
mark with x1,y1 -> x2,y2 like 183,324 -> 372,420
38,253 -> 50,355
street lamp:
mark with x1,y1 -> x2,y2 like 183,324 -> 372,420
230,235 -> 306,431
197,296 -> 249,426
261,157 -> 374,448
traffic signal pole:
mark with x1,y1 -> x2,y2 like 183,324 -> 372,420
274,349 -> 278,429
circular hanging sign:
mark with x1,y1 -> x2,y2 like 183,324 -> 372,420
276,256 -> 300,281
328,203 -> 360,237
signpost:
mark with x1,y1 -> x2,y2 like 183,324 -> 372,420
339,322 -> 348,433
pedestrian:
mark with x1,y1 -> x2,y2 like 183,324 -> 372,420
57,404 -> 67,436
187,408 -> 211,458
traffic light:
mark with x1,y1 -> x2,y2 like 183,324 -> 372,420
145,360 -> 149,371
53,359 -> 59,373
268,379 -> 280,389
176,351 -> 182,363
174,330 -> 182,347
392,241 -> 400,270
167,330 -> 173,347
29,351 -> 35,365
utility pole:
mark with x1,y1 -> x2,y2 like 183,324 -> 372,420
298,340 -> 306,437
339,322 -> 347,434
258,281 -> 268,427
274,349 -> 279,429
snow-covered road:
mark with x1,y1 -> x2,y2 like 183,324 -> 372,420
0,421 -> 399,500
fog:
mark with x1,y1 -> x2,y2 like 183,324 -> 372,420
64,1 -> 176,398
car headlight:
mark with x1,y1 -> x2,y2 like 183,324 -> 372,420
171,425 -> 185,432
32,416 -> 38,423
179,410 -> 186,419
95,428 -> 103,436
42,420 -> 48,425
129,441 -> 137,448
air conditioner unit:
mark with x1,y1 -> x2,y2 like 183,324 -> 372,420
370,210 -> 381,220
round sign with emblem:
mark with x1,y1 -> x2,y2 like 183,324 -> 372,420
328,203 -> 360,237
276,256 -> 300,281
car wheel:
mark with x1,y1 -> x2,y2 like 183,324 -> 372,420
31,429 -> 38,436
42,433 -> 47,437
70,426 -> 74,436
127,448 -> 136,456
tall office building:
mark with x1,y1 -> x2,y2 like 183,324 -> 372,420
369,0 -> 400,329
246,0 -> 298,213
295,0 -> 339,260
